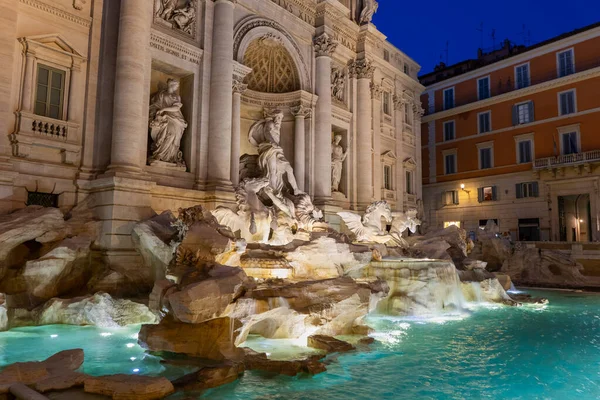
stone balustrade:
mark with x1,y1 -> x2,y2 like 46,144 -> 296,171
534,150 -> 600,169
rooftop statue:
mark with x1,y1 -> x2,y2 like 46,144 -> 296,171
359,0 -> 379,25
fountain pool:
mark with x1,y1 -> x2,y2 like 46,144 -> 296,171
1,290 -> 599,399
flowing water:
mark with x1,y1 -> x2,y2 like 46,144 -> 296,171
1,290 -> 599,399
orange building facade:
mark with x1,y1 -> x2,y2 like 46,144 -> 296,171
420,23 -> 600,242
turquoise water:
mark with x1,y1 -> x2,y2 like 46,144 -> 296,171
202,290 -> 600,400
0,324 -> 189,379
1,290 -> 599,399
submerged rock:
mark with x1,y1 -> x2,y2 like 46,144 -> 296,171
138,317 -> 244,361
38,292 -> 157,327
307,335 -> 355,353
243,349 -> 326,376
173,362 -> 245,391
84,374 -> 174,400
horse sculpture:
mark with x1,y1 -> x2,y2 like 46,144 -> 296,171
338,201 -> 395,244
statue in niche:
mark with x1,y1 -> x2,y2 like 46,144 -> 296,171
331,68 -> 345,102
359,0 -> 379,25
148,78 -> 187,170
331,134 -> 349,193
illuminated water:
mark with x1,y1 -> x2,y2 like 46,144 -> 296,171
1,290 -> 599,399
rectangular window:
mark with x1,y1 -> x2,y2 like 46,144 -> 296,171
561,132 -> 579,155
443,87 -> 454,110
383,49 -> 390,62
34,64 -> 65,120
477,76 -> 490,100
444,153 -> 456,175
404,103 -> 412,125
559,90 -> 576,115
384,165 -> 392,190
404,64 -> 409,74
518,140 -> 533,163
383,92 -> 391,115
443,121 -> 455,141
478,111 -> 491,134
479,218 -> 498,228
478,186 -> 497,202
515,64 -> 530,89
444,221 -> 461,228
516,182 -> 539,199
513,101 -> 534,125
479,147 -> 493,169
558,49 -> 574,77
405,170 -> 413,194
443,190 -> 459,205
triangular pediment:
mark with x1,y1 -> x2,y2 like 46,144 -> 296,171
21,34 -> 85,59
403,157 -> 417,167
381,150 -> 397,160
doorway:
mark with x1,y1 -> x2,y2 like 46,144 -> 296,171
558,194 -> 591,242
518,218 -> 540,241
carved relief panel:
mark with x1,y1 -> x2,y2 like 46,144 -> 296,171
154,0 -> 198,38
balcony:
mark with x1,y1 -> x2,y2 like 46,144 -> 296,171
10,111 -> 81,165
534,150 -> 600,170
382,188 -> 397,202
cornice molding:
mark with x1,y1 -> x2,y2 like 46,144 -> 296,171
20,0 -> 91,28
423,66 -> 600,123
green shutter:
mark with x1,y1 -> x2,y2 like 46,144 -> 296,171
532,182 -> 539,197
515,183 -> 523,199
528,101 -> 535,122
492,186 -> 498,201
478,187 -> 484,203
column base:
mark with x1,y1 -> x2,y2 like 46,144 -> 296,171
204,179 -> 235,193
0,158 -> 17,214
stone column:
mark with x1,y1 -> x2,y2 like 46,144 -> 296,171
350,59 -> 374,209
106,0 -> 153,175
206,0 -> 236,190
393,93 -> 406,208
414,103 -> 425,199
230,79 -> 247,186
370,82 -> 382,201
20,51 -> 35,112
313,33 -> 337,201
291,105 -> 311,192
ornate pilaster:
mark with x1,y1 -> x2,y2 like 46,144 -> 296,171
291,105 -> 312,192
393,94 -> 406,110
370,82 -> 382,99
313,33 -> 338,202
371,82 -> 382,199
230,77 -> 248,186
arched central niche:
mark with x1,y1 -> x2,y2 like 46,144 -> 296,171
234,16 -> 311,92
244,35 -> 300,94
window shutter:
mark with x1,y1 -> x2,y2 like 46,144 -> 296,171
492,186 -> 498,201
528,101 -> 535,122
454,191 -> 460,205
515,183 -> 523,199
477,187 -> 484,203
532,182 -> 539,197
442,192 -> 448,206
512,105 -> 518,126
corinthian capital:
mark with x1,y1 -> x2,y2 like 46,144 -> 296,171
232,79 -> 248,94
291,104 -> 312,118
393,94 -> 406,110
370,82 -> 382,99
313,33 -> 338,57
349,59 -> 375,79
413,103 -> 425,118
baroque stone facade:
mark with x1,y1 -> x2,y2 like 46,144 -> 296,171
0,0 -> 423,271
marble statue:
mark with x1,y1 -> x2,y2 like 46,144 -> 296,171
148,79 -> 187,169
390,209 -> 422,239
359,0 -> 379,24
331,134 -> 349,193
249,109 -> 301,197
212,177 -> 275,244
338,201 -> 397,244
158,0 -> 178,20
331,68 -> 345,102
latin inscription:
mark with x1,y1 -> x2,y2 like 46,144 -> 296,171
270,0 -> 315,25
150,35 -> 202,65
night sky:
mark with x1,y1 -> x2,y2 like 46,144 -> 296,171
373,0 -> 600,76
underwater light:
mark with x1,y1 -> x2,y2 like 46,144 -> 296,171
126,343 -> 135,348
100,332 -> 112,337
130,357 -> 136,361
50,334 -> 58,338
133,368 -> 140,373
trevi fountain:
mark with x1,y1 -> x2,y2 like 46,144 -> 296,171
0,0 -> 599,399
